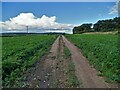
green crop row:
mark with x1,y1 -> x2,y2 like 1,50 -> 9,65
2,35 -> 57,87
65,34 -> 119,83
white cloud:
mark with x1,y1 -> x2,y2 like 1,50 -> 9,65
109,0 -> 120,15
1,13 -> 74,33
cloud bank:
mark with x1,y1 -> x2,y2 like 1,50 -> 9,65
0,13 -> 74,33
109,0 -> 120,15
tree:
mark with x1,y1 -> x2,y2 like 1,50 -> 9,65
73,23 -> 92,34
80,23 -> 92,32
73,17 -> 120,34
93,17 -> 120,32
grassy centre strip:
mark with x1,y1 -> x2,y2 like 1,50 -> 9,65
64,46 -> 80,88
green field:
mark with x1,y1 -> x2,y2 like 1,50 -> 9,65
65,34 -> 119,83
2,35 -> 57,87
2,34 -> 119,87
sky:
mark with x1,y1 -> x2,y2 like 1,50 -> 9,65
118,1 -> 120,17
0,2 -> 119,33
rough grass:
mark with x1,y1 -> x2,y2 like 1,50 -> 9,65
64,46 -> 80,87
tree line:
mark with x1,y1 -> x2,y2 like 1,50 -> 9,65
73,17 -> 120,34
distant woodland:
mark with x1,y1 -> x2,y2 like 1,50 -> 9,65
73,17 -> 120,34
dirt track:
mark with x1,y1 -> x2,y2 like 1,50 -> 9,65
24,36 -> 72,88
23,35 -> 118,88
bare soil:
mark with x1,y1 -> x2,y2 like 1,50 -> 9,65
83,31 -> 118,34
23,35 -> 118,88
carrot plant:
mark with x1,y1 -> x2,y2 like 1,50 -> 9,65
65,34 -> 119,83
2,35 -> 57,87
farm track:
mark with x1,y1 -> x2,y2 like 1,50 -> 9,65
24,35 -> 118,88
24,36 -> 70,88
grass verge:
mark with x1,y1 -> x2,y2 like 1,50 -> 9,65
64,46 -> 80,88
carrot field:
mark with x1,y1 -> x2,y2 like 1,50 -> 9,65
2,35 -> 57,87
2,34 -> 119,88
65,34 -> 119,83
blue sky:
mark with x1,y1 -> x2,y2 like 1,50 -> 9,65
2,2 -> 117,24
1,2 -> 118,33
